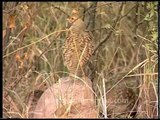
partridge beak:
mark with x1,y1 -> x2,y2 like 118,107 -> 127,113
66,18 -> 72,28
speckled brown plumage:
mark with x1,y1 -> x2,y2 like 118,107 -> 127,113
106,86 -> 137,118
63,11 -> 94,77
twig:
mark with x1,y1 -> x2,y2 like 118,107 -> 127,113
102,78 -> 107,118
133,3 -> 140,36
4,23 -> 30,99
3,2 -> 19,14
3,2 -> 19,48
49,4 -> 70,17
133,19 -> 145,35
84,2 -> 97,31
3,29 -> 68,58
93,2 -> 125,55
105,55 -> 156,95
120,5 -> 136,20
4,31 -> 63,99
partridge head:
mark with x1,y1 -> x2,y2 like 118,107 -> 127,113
67,10 -> 86,33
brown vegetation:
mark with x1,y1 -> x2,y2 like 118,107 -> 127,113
3,2 -> 158,118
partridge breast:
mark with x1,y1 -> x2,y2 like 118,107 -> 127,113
63,17 -> 94,76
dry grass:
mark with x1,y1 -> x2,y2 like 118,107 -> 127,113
3,2 -> 158,118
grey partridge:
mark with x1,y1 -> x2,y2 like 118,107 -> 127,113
63,10 -> 94,77
105,86 -> 137,118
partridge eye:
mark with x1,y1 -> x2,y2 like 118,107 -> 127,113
71,17 -> 74,20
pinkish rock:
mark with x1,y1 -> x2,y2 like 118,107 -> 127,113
32,77 -> 98,118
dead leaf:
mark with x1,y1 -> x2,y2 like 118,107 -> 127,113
19,61 -> 24,69
3,29 -> 6,39
8,14 -> 16,29
15,53 -> 21,61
